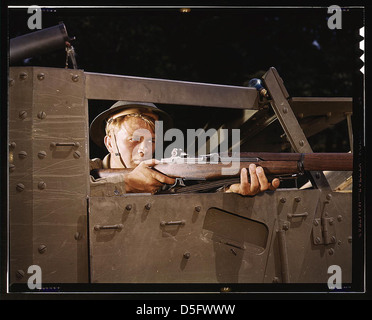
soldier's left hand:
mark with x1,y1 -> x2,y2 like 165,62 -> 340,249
224,163 -> 280,196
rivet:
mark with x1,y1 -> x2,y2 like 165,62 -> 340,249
283,107 -> 288,114
18,151 -> 27,159
72,74 -> 79,82
183,252 -> 190,259
330,236 -> 336,243
329,218 -> 334,225
326,194 -> 332,200
337,215 -> 343,222
282,223 -> 289,231
328,248 -> 334,255
295,196 -> 301,202
220,287 -> 231,293
37,73 -> 45,80
280,197 -> 286,203
9,79 -> 15,87
9,164 -> 15,172
348,236 -> 352,243
9,142 -> 16,149
315,172 -> 321,179
145,203 -> 151,210
16,270 -> 25,279
313,220 -> 319,226
38,181 -> 46,190
299,140 -> 304,146
19,72 -> 28,80
125,204 -> 132,211
73,151 -> 81,159
38,151 -> 47,159
326,112 -> 332,118
38,244 -> 47,254
297,112 -> 304,119
16,183 -> 25,192
19,110 -> 28,120
37,111 -> 47,119
74,232 -> 82,240
195,206 -> 201,212
315,237 -> 321,244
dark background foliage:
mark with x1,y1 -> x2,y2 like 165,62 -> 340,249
8,6 -> 363,157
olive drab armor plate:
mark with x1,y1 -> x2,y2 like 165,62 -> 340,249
8,66 -> 353,290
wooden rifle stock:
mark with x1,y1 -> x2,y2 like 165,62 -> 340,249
90,152 -> 353,181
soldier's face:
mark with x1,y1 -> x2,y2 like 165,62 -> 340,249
111,117 -> 155,168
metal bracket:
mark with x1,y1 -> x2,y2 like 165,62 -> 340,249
262,67 -> 331,190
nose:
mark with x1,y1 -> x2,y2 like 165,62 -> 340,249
137,139 -> 150,157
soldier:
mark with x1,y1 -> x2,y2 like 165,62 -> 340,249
89,101 -> 280,196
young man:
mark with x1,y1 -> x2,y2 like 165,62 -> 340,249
90,101 -> 280,196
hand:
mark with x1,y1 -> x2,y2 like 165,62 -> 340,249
224,164 -> 280,196
123,159 -> 175,194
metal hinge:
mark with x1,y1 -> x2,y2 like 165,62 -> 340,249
312,216 -> 337,245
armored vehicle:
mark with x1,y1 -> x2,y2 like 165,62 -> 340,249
7,23 -> 359,293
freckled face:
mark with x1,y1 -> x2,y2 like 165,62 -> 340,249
113,117 -> 155,168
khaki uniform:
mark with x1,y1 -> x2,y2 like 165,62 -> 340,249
90,154 -> 127,197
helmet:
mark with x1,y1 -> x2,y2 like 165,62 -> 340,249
90,101 -> 173,147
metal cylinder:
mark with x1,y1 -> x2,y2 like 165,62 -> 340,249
9,23 -> 74,64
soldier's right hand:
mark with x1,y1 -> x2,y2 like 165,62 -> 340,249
123,159 -> 175,194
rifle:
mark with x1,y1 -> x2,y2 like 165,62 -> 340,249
90,149 -> 353,193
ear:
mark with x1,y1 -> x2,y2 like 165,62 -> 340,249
104,135 -> 115,153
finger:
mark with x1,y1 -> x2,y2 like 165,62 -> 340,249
150,170 -> 176,185
140,158 -> 160,167
269,178 -> 280,191
256,166 -> 269,191
248,164 -> 260,194
239,168 -> 251,195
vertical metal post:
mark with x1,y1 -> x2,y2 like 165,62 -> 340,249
262,67 -> 331,190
